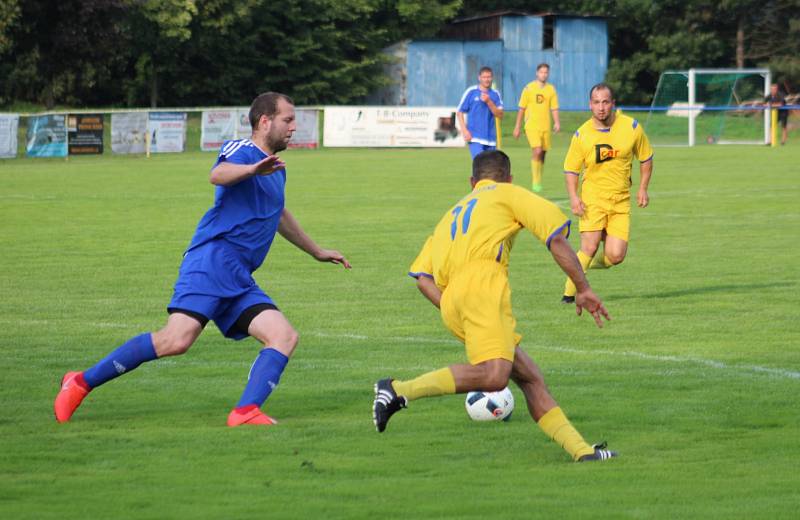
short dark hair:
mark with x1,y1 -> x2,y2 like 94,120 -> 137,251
472,150 -> 511,182
589,83 -> 615,100
249,92 -> 294,130
537,63 -> 550,71
479,66 -> 493,75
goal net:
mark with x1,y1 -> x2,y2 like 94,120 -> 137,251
644,69 -> 771,146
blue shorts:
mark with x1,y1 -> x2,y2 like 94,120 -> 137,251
469,142 -> 496,159
168,240 -> 276,340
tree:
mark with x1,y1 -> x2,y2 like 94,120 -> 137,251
0,0 -> 19,55
152,0 -> 462,106
125,0 -> 198,107
0,0 -> 129,108
743,0 -> 800,90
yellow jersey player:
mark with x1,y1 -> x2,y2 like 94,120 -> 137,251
561,83 -> 653,303
373,150 -> 616,463
513,63 -> 560,192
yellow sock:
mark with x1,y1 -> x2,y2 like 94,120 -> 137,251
563,250 -> 593,297
537,406 -> 594,461
589,253 -> 613,269
531,160 -> 542,186
392,367 -> 456,402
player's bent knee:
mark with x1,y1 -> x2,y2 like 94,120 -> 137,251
480,363 -> 512,392
283,328 -> 299,352
606,252 -> 625,265
483,374 -> 510,392
260,326 -> 299,356
582,244 -> 600,257
152,331 -> 194,357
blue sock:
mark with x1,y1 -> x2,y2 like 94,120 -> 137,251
236,348 -> 289,409
83,333 -> 158,389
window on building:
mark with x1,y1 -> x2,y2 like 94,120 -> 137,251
543,16 -> 554,50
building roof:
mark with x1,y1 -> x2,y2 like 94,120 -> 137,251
449,10 -> 607,24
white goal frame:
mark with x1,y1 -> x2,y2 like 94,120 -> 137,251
650,68 -> 771,146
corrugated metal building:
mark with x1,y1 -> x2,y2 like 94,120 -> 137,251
369,11 -> 608,110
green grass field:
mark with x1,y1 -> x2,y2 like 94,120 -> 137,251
1,127 -> 799,518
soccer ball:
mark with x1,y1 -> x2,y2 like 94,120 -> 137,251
465,387 -> 514,421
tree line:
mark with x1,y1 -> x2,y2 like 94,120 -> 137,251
1,0 -> 797,109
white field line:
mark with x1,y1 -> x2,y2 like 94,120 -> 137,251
308,331 -> 800,381
26,323 -> 798,381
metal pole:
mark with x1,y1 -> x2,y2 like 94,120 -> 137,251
764,70 -> 772,146
688,68 -> 696,147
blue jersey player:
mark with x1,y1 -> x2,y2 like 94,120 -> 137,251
55,92 -> 351,427
457,66 -> 504,159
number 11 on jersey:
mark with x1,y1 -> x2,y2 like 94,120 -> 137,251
450,198 -> 478,239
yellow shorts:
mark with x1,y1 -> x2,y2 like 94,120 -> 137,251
525,127 -> 551,151
579,190 -> 631,241
440,261 -> 521,365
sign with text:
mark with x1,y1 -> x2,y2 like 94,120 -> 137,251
0,114 -> 19,158
202,108 -> 319,151
26,115 -> 67,157
289,109 -> 319,148
201,110 -> 238,151
147,112 -> 186,153
111,112 -> 148,154
67,113 -> 104,154
323,106 -> 463,147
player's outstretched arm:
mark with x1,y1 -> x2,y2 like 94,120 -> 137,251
456,112 -> 471,142
637,158 -> 653,208
210,155 -> 285,186
513,108 -> 525,139
278,209 -> 351,268
548,235 -> 610,328
564,173 -> 585,216
416,276 -> 442,309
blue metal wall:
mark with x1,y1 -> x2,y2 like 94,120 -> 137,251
407,40 -> 503,106
404,16 -> 607,110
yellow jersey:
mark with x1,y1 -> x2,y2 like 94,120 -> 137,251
563,114 -> 653,196
518,82 -> 559,132
409,179 -> 570,291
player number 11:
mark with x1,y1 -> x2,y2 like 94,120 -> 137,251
450,198 -> 478,239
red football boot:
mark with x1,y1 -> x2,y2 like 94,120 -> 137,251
54,371 -> 90,423
227,405 -> 278,427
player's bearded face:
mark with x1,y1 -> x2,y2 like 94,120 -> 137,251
266,102 -> 297,153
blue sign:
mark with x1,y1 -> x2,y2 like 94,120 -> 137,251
26,115 -> 67,157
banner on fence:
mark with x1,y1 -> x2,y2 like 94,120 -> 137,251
111,112 -> 148,154
323,106 -> 463,147
201,110 -> 238,151
26,115 -> 67,157
290,109 -> 319,148
148,112 -> 186,153
236,109 -> 250,139
0,114 -> 18,158
202,108 -> 319,151
67,114 -> 104,154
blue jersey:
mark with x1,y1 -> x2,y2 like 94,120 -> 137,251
186,139 -> 286,272
457,86 -> 503,146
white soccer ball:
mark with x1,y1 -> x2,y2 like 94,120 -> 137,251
465,387 -> 515,421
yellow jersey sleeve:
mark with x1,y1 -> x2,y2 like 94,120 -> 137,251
408,235 -> 434,279
510,188 -> 571,248
549,87 -> 559,110
563,132 -> 584,174
633,123 -> 654,162
518,85 -> 531,109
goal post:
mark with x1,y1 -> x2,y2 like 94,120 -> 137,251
645,68 -> 771,146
